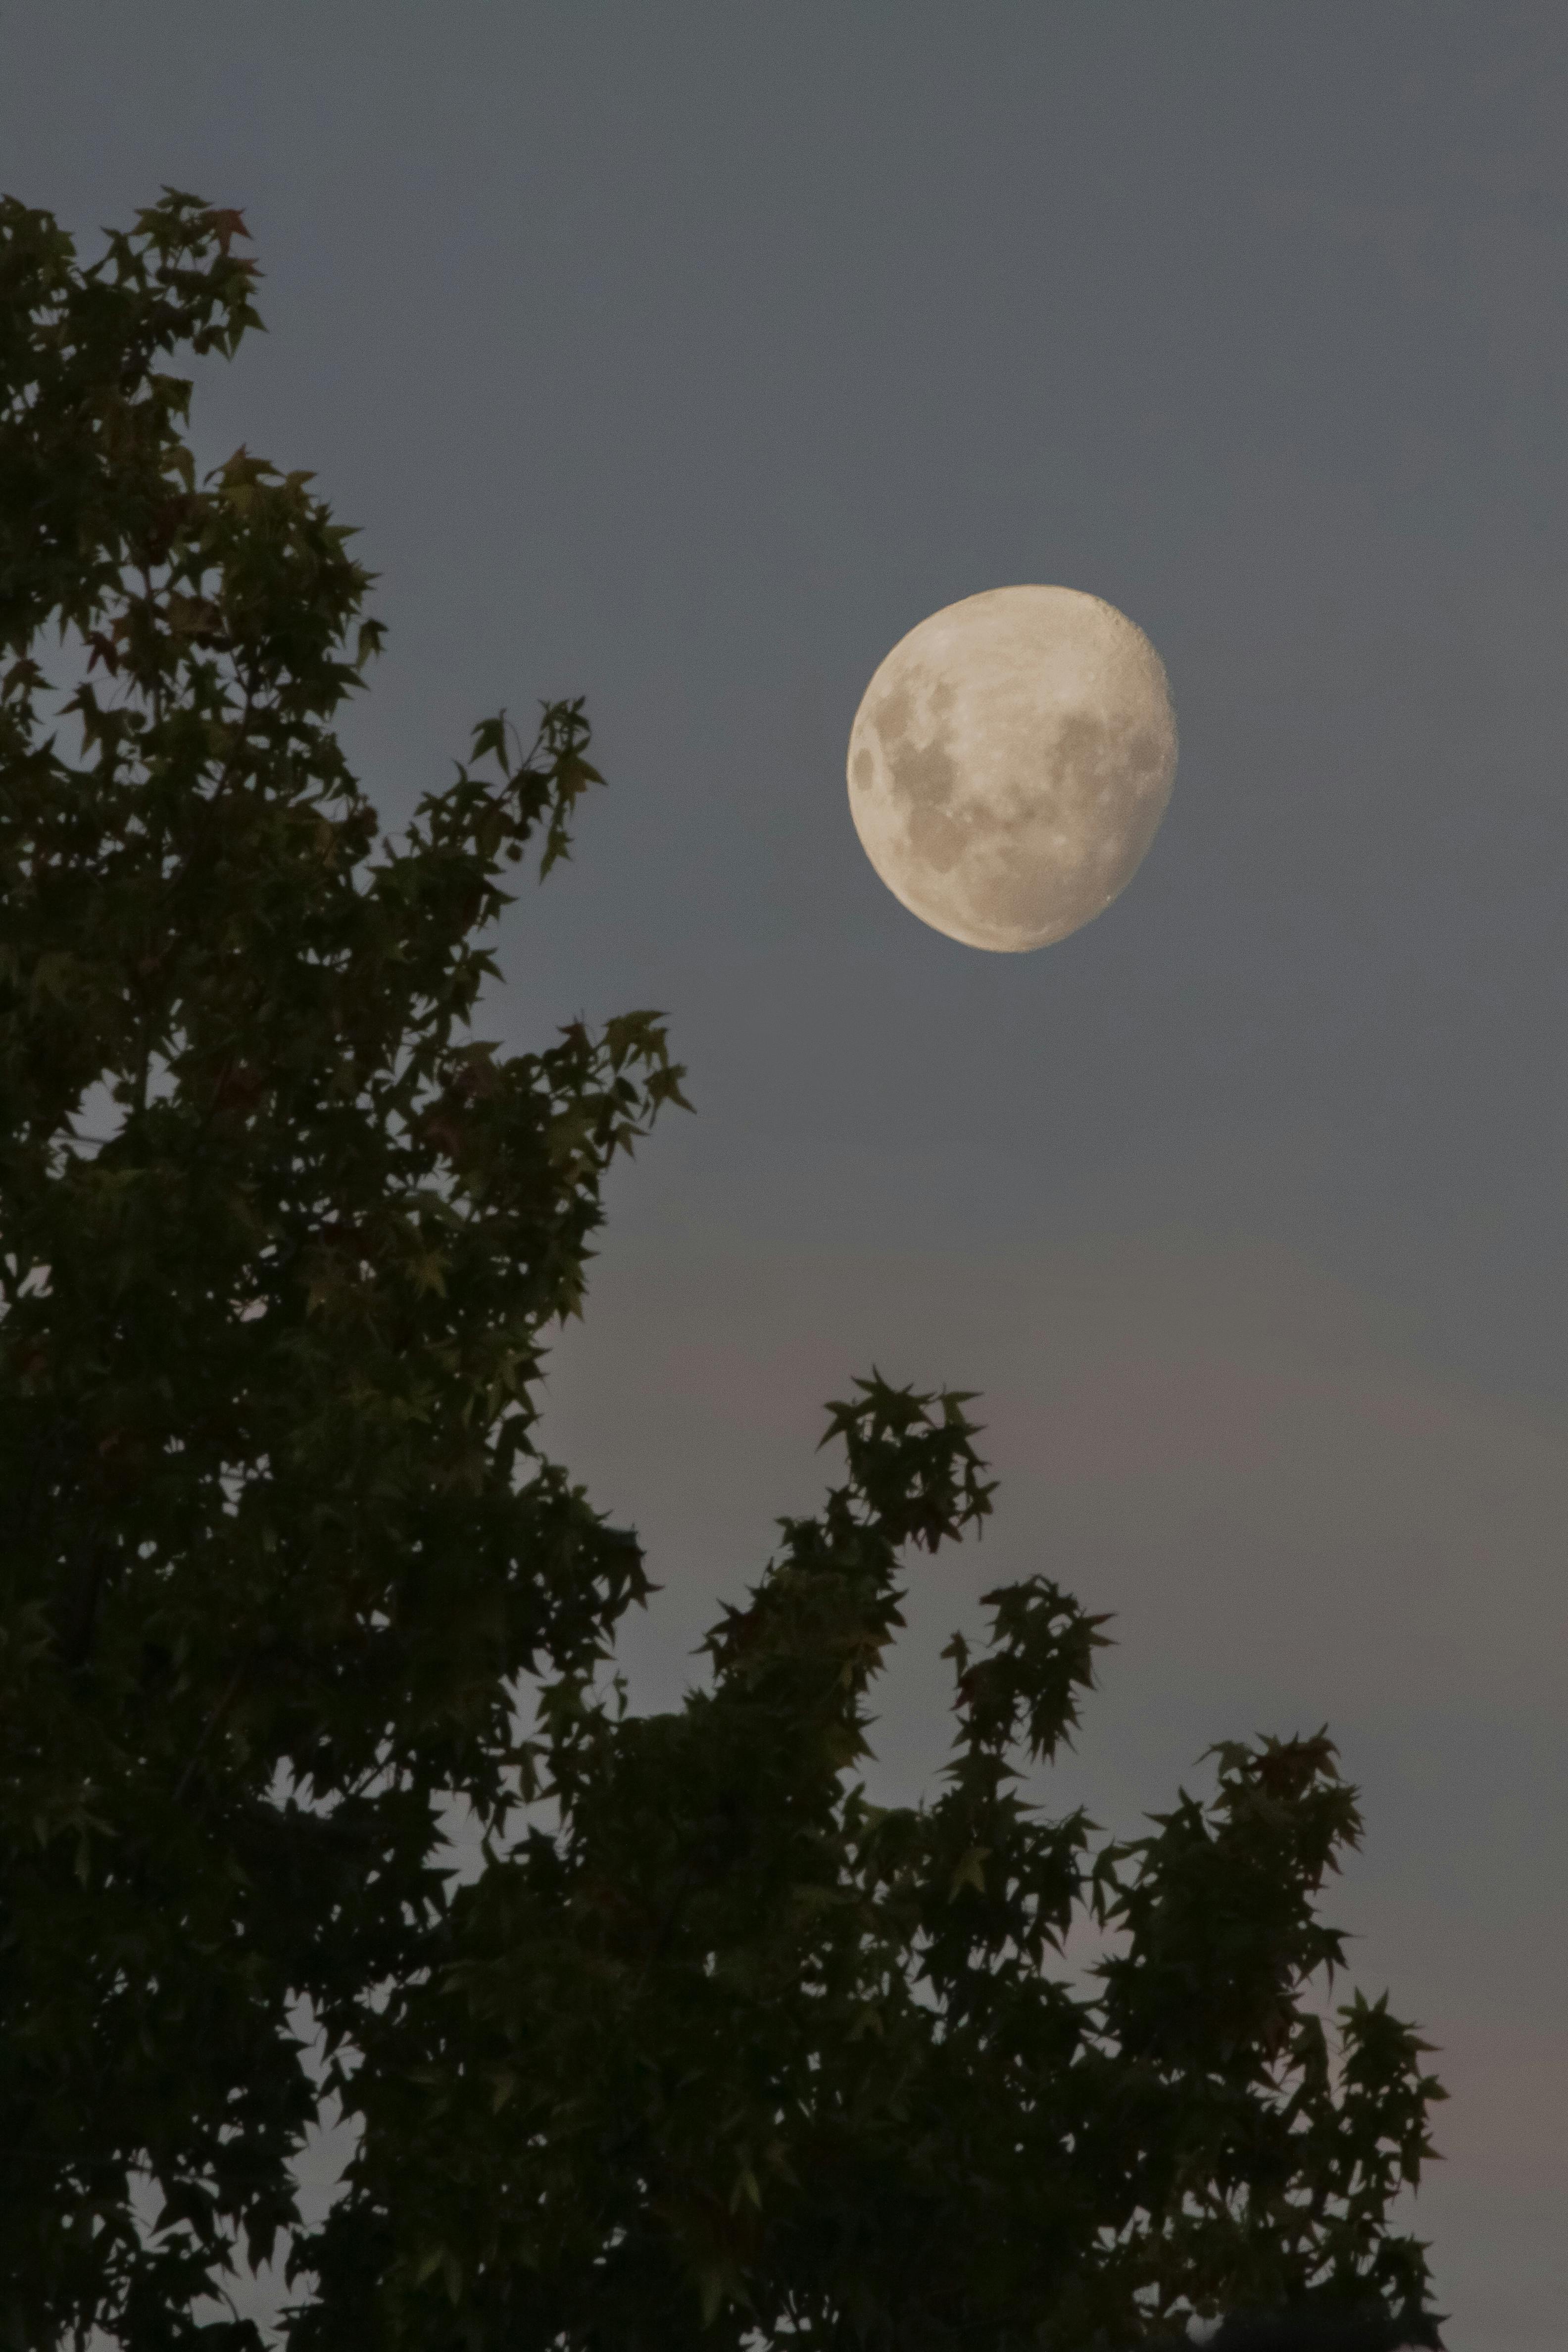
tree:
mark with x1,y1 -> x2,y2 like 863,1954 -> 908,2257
0,195 -> 1446,2352
0,188 -> 684,2350
293,1383 -> 1446,2352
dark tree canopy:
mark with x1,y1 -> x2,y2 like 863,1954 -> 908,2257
0,195 -> 1446,2352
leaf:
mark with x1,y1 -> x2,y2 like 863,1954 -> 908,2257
950,1845 -> 990,1898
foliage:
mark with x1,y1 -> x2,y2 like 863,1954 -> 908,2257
0,187 -> 685,2350
294,1375 -> 1444,2352
0,194 -> 1445,2352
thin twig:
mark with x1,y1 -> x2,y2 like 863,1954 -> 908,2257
172,1655 -> 252,1802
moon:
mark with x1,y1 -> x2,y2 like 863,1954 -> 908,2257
846,585 -> 1177,952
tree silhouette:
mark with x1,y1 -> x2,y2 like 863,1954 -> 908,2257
0,194 -> 1445,2352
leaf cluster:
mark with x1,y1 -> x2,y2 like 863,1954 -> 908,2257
292,1378 -> 1444,2352
0,190 -> 685,2352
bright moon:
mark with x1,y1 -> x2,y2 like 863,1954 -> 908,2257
846,585 -> 1177,952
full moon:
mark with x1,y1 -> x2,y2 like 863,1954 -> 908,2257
846,585 -> 1177,952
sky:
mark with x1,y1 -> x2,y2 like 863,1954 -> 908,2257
4,3 -> 1565,2343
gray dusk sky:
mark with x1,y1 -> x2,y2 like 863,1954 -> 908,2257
4,5 -> 1565,2345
